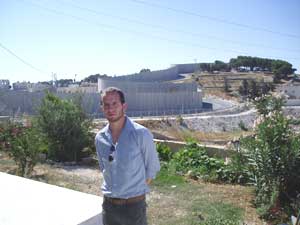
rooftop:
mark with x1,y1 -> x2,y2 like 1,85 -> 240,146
0,172 -> 103,225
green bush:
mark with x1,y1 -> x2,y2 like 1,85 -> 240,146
170,142 -> 230,182
158,141 -> 250,184
10,126 -> 45,177
0,120 -> 18,151
224,151 -> 250,184
0,120 -> 45,177
156,142 -> 173,162
37,92 -> 93,162
241,95 -> 300,218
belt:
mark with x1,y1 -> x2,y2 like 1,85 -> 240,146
104,194 -> 145,205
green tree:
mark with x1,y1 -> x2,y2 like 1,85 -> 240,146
271,60 -> 295,82
55,79 -> 74,87
213,60 -> 228,71
139,68 -> 151,73
229,56 -> 295,76
83,74 -> 107,83
200,63 -> 213,72
37,92 -> 92,162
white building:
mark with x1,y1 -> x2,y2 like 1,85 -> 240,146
12,82 -> 51,92
57,83 -> 97,93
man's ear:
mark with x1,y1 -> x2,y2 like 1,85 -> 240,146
123,103 -> 128,112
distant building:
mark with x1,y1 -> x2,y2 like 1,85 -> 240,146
30,82 -> 52,92
12,81 -> 52,92
56,82 -> 97,93
12,81 -> 31,91
0,80 -> 10,90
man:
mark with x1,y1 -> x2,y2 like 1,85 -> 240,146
95,87 -> 160,225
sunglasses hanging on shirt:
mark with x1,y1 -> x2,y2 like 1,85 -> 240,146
109,145 -> 115,162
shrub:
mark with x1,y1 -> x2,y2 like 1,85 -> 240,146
241,95 -> 300,218
0,120 -> 45,177
37,92 -> 93,162
0,120 -> 19,151
170,142 -> 229,182
160,141 -> 250,184
10,126 -> 45,177
156,142 -> 173,162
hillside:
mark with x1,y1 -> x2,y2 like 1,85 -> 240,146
174,71 -> 275,99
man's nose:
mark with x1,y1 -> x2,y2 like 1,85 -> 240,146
106,105 -> 115,111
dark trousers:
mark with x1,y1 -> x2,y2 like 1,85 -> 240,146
102,198 -> 147,225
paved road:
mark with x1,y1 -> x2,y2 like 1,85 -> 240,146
203,97 -> 236,110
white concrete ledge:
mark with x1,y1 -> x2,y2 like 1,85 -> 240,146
0,172 -> 103,225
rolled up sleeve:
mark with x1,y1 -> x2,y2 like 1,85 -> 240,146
141,130 -> 160,179
95,137 -> 104,172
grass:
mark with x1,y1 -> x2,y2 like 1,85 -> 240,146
148,166 -> 248,225
152,165 -> 186,189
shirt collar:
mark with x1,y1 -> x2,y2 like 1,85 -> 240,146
100,116 -> 135,137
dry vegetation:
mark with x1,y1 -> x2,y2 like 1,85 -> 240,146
137,118 -> 253,146
195,72 -> 273,90
174,71 -> 274,99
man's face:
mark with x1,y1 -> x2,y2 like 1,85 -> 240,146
102,92 -> 127,123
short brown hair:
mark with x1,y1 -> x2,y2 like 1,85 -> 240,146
100,87 -> 125,105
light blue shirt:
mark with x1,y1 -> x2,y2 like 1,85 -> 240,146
95,117 -> 160,199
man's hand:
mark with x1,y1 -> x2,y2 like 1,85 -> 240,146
146,178 -> 152,185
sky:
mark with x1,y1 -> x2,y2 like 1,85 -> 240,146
1,0 -> 300,84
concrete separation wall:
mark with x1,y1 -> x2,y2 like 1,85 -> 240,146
117,66 -> 180,82
98,76 -> 203,116
0,91 -> 100,117
117,63 -> 202,82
